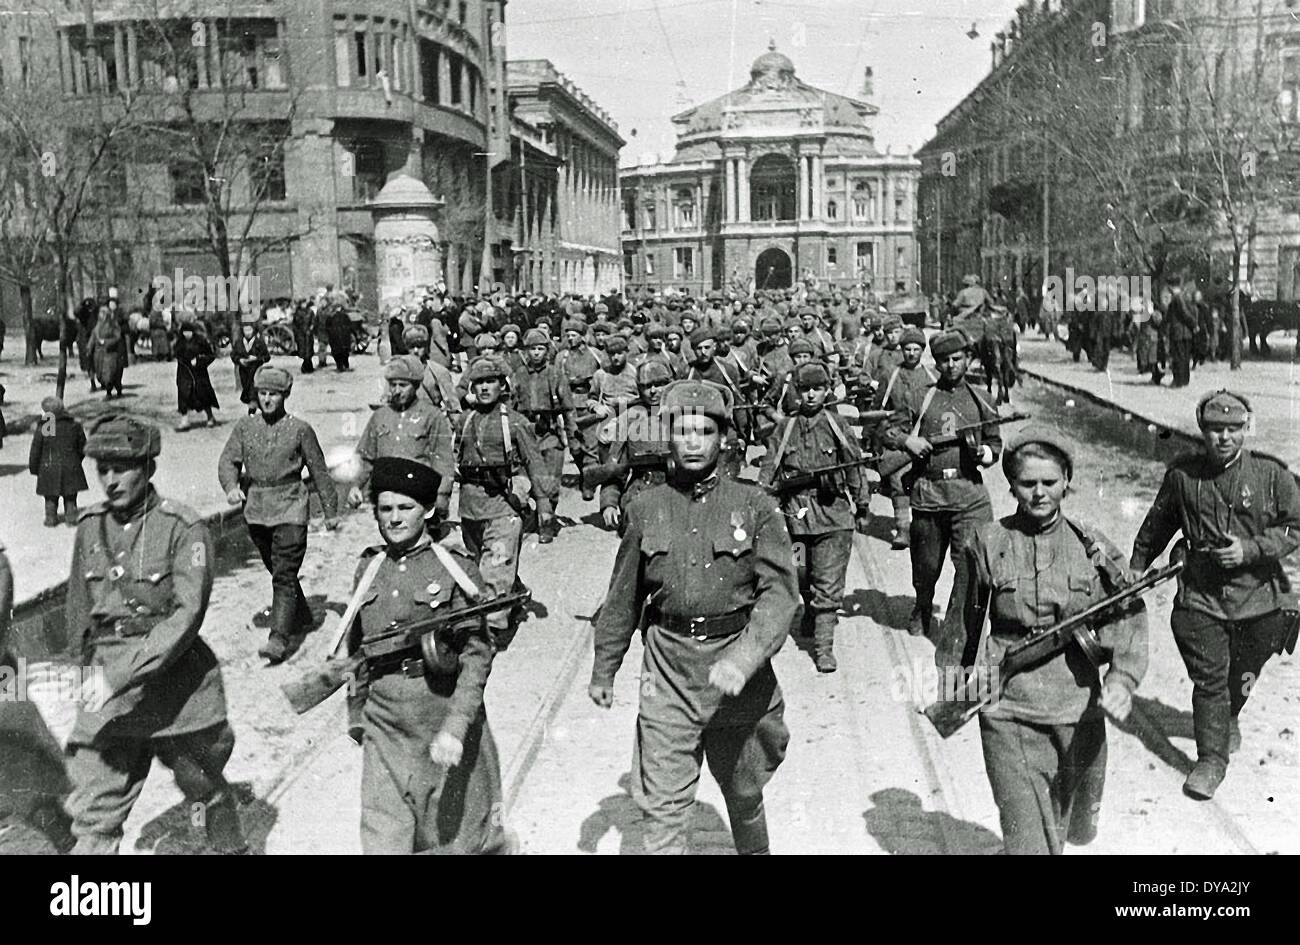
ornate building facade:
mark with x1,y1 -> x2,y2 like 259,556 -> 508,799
619,44 -> 919,296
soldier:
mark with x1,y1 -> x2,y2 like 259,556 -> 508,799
641,324 -> 684,379
349,354 -> 454,520
589,336 -> 640,416
218,365 -> 339,663
595,360 -> 673,533
762,337 -> 815,418
499,323 -> 525,373
456,357 -> 555,648
557,318 -> 605,496
590,379 -> 799,855
760,362 -> 872,673
1129,390 -> 1300,799
798,305 -> 834,360
872,326 -> 937,550
866,314 -> 905,379
937,429 -> 1146,855
64,416 -> 246,854
686,327 -> 749,478
510,328 -> 577,543
882,329 -> 1002,637
347,457 -> 509,854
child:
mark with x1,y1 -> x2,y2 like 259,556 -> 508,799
28,397 -> 88,526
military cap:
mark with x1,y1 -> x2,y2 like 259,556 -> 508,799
881,314 -> 904,332
929,329 -> 970,359
616,318 -> 634,330
1004,425 -> 1074,479
500,323 -> 522,339
464,356 -> 508,381
794,362 -> 831,389
732,318 -> 752,332
384,354 -> 424,382
867,314 -> 884,330
900,326 -> 927,348
85,414 -> 162,461
784,318 -> 802,331
475,331 -> 500,349
775,302 -> 790,316
594,303 -> 609,315
787,338 -> 815,357
645,324 -> 668,340
402,323 -> 430,344
591,320 -> 614,335
665,325 -> 684,338
758,315 -> 784,334
666,300 -> 682,311
706,290 -> 723,302
962,273 -> 981,286
561,318 -> 586,335
637,359 -> 673,385
604,335 -> 629,354
371,456 -> 441,507
459,312 -> 483,335
522,328 -> 549,347
660,378 -> 732,425
689,326 -> 714,347
798,305 -> 818,318
1197,389 -> 1251,426
254,364 -> 293,393
679,311 -> 699,323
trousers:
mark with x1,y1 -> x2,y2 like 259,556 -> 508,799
65,721 -> 245,854
1168,336 -> 1191,387
1169,607 -> 1286,767
247,522 -> 311,641
791,528 -> 852,629
910,500 -> 992,612
979,713 -> 1107,855
461,514 -> 526,646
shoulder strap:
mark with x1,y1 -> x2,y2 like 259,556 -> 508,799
329,552 -> 388,656
499,404 -> 514,468
822,411 -> 855,457
910,387 -> 939,438
880,367 -> 902,408
1063,517 -> 1124,594
768,416 -> 799,474
429,542 -> 482,600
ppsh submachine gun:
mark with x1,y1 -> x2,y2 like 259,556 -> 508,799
281,590 -> 532,714
922,561 -> 1183,738
874,411 -> 1030,480
581,453 -> 669,491
765,455 -> 880,497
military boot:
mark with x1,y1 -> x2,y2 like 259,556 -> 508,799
203,789 -> 248,854
1183,759 -> 1227,800
1229,717 -> 1242,754
813,611 -> 838,673
63,499 -> 79,526
891,497 -> 911,550
908,603 -> 932,637
43,499 -> 60,528
258,594 -> 295,663
727,799 -> 771,855
538,514 -> 558,544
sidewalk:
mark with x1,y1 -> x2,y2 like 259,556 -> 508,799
0,350 -> 384,607
1016,335 -> 1300,472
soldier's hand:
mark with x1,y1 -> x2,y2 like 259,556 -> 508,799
855,513 -> 872,535
976,444 -> 995,466
602,507 -> 621,529
588,683 -> 614,708
347,486 -> 365,508
81,674 -> 112,714
429,730 -> 464,767
1099,679 -> 1132,722
904,435 -> 932,459
226,487 -> 246,506
1211,535 -> 1246,568
708,659 -> 746,696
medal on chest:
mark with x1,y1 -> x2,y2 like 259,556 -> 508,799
730,510 -> 747,542
426,581 -> 443,607
1240,484 -> 1252,509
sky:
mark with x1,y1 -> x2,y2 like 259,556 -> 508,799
506,0 -> 1029,164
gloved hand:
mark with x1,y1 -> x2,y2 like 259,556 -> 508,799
855,512 -> 872,535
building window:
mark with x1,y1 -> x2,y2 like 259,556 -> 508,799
855,241 -> 875,276
644,203 -> 656,231
827,246 -> 838,266
1283,49 -> 1300,123
896,245 -> 907,270
645,253 -> 655,277
827,199 -> 838,220
623,194 -> 637,231
18,35 -> 31,87
354,29 -> 369,79
676,200 -> 695,228
624,250 -> 635,278
449,54 -> 463,105
420,39 -> 439,101
674,248 -> 695,280
250,135 -> 287,202
170,160 -> 206,206
852,180 -> 875,221
352,139 -> 385,202
458,1 -> 468,23
894,190 -> 907,222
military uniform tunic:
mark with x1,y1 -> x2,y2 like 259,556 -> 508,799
217,413 -> 339,526
509,361 -> 576,505
593,475 -> 799,854
597,404 -> 669,523
348,541 -> 506,854
356,402 -> 454,493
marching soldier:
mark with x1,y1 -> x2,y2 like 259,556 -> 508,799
882,329 -> 1002,637
347,457 -> 509,854
557,318 -> 605,498
1130,391 -> 1300,799
510,328 -> 577,543
456,356 -> 556,649
760,362 -> 872,673
595,359 -> 673,533
404,324 -> 461,425
937,429 -> 1146,854
218,365 -> 339,663
349,354 -> 455,521
590,379 -> 799,855
872,326 -> 938,550
65,416 -> 246,854
589,336 -> 640,415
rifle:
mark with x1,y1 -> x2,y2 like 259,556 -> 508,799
281,590 -> 532,714
922,561 -> 1183,738
582,452 -> 668,491
876,411 -> 1030,479
765,455 -> 879,496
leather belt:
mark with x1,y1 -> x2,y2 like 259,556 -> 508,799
922,467 -> 963,481
253,474 -> 302,487
366,649 -> 427,680
648,607 -> 751,640
459,466 -> 509,487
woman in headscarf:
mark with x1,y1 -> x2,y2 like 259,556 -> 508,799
28,396 -> 88,526
174,318 -> 220,430
231,313 -> 271,413
87,305 -> 124,399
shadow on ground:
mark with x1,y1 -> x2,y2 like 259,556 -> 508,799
575,772 -> 732,855
841,588 -> 916,631
863,787 -> 1002,855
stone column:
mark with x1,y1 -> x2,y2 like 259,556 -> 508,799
812,153 -> 823,220
737,153 -> 750,223
724,157 -> 735,223
125,23 -> 137,88
371,175 -> 445,310
797,151 -> 808,220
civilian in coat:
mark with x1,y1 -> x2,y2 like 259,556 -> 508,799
87,306 -> 125,399
175,321 -> 220,430
29,396 -> 88,526
231,315 -> 271,413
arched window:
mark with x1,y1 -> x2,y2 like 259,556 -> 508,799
826,199 -> 838,220
749,154 -> 797,221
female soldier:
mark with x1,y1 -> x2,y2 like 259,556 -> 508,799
935,429 -> 1148,855
348,456 -> 509,854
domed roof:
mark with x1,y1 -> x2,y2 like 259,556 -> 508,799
369,173 -> 443,209
750,41 -> 795,82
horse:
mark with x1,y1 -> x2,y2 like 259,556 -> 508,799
29,311 -> 80,363
955,305 -> 1018,406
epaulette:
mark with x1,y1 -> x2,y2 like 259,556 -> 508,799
360,544 -> 384,559
156,498 -> 202,526
77,502 -> 109,521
